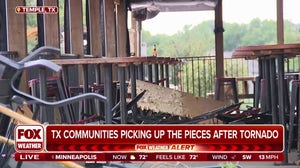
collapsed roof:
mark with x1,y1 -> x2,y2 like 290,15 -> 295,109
130,0 -> 218,20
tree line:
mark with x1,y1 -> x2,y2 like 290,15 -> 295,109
142,18 -> 300,97
142,18 -> 300,57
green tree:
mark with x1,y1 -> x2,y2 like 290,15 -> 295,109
224,23 -> 247,51
241,18 -> 276,45
284,20 -> 300,43
142,18 -> 300,97
142,20 -> 216,57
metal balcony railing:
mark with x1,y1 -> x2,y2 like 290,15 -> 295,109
166,55 -> 300,99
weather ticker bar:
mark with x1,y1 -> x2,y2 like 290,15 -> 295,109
14,152 -> 284,162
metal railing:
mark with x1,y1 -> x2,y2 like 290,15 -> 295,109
168,55 -> 300,98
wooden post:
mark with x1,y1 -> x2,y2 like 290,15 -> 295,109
43,0 -> 60,49
103,0 -> 116,124
88,0 -> 103,115
104,0 -> 116,58
130,14 -> 138,56
214,0 -> 224,78
136,20 -> 142,57
117,0 -> 129,81
277,0 -> 284,44
65,0 -> 84,85
103,0 -> 117,78
88,0 -> 102,56
118,0 -> 128,57
214,0 -> 224,100
68,1 -> 84,57
6,0 -> 27,57
6,0 -> 28,92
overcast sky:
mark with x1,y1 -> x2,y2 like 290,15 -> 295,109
142,0 -> 300,35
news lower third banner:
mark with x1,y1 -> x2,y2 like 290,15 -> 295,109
14,124 -> 284,162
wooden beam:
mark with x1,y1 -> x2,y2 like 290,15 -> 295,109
277,0 -> 284,44
214,0 -> 224,78
136,20 -> 142,57
103,0 -> 118,81
6,0 -> 27,58
51,57 -> 180,65
6,0 -> 28,92
104,0 -> 116,57
88,0 -> 103,83
69,0 -> 84,56
117,0 -> 128,57
88,0 -> 102,56
130,13 -> 137,56
43,0 -> 60,49
63,0 -> 84,85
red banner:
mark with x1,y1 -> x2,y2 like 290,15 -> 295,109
13,124 -> 284,162
45,125 -> 283,152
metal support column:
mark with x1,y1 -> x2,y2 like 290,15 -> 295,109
130,64 -> 137,114
154,64 -> 159,84
138,63 -> 144,80
118,66 -> 127,124
263,59 -> 271,112
165,64 -> 169,88
39,68 -> 51,123
160,64 -> 164,86
83,64 -> 90,118
62,67 -> 70,86
94,64 -> 102,117
254,59 -> 263,108
148,64 -> 153,83
0,0 -> 7,50
277,55 -> 288,163
288,81 -> 300,151
269,58 -> 278,123
104,64 -> 113,124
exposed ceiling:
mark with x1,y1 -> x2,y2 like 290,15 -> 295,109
130,0 -> 218,20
